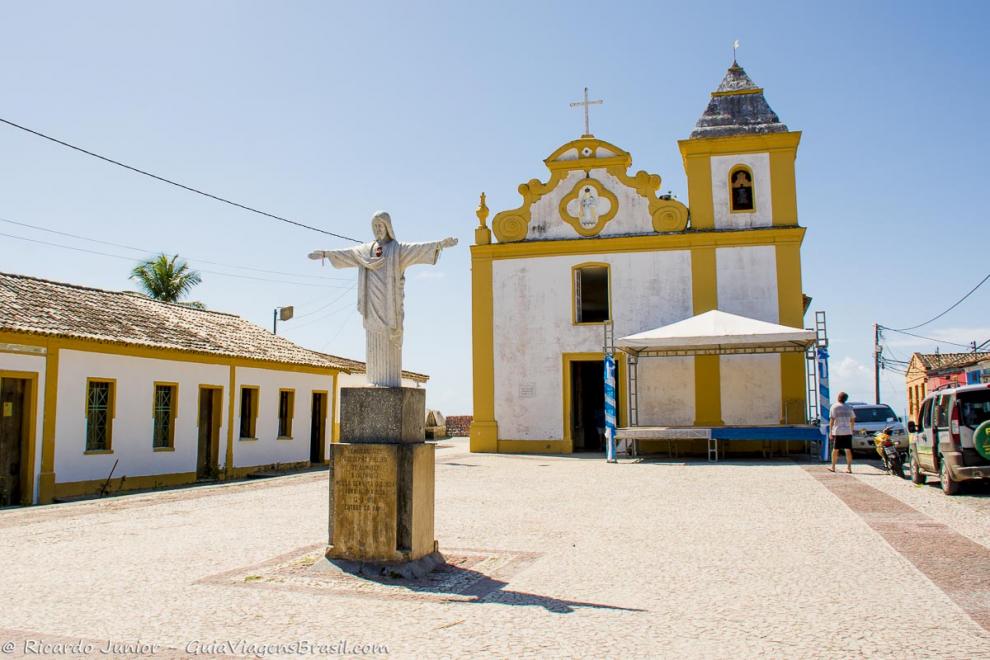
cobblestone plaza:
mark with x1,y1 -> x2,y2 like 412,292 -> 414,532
2,439 -> 989,658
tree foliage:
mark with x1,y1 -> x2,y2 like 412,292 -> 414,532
129,253 -> 202,304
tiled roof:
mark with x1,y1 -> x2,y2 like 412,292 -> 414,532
320,353 -> 429,383
912,352 -> 990,372
690,62 -> 788,139
0,271 -> 352,370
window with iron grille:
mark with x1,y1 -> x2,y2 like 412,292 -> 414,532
153,384 -> 176,448
278,390 -> 294,438
86,380 -> 113,451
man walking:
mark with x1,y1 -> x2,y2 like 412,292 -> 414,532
829,391 -> 856,473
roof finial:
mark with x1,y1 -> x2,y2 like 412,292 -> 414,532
474,192 -> 491,245
476,192 -> 489,228
732,39 -> 740,67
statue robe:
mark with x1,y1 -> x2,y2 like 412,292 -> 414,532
324,239 -> 442,387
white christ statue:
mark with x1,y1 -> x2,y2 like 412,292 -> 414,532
308,211 -> 457,388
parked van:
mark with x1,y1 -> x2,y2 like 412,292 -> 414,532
908,384 -> 990,494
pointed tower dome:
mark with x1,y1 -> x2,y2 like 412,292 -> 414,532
690,61 -> 787,138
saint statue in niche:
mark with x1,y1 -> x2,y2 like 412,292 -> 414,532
731,169 -> 754,211
308,212 -> 457,387
578,185 -> 600,228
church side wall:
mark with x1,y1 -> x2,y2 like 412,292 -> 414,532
720,354 -> 782,425
715,245 -> 784,425
637,356 -> 695,426
54,349 -> 229,485
492,250 -> 693,442
715,246 -> 779,323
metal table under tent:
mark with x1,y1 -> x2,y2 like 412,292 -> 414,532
613,310 -> 822,461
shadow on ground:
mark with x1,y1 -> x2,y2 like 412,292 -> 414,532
316,558 -> 646,614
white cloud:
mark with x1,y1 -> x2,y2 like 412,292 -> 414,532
829,355 -> 908,415
832,356 -> 873,402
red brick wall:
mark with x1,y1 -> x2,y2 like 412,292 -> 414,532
445,416 -> 473,437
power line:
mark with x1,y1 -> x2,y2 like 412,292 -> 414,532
0,116 -> 361,243
2,214 -> 351,281
879,336 -> 903,363
880,359 -> 908,374
880,327 -> 973,350
0,215 -> 350,282
321,313 -> 356,349
883,271 -> 990,332
293,289 -> 346,311
283,288 -> 357,331
0,230 -> 349,289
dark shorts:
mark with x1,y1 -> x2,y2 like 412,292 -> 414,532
833,435 -> 852,450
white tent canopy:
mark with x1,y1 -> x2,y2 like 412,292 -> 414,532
616,310 -> 816,356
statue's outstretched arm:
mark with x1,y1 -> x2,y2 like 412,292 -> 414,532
308,246 -> 364,269
399,237 -> 458,270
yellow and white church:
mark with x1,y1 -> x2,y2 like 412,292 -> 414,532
470,61 -> 810,454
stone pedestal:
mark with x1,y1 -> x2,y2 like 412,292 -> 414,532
339,387 -> 426,443
327,387 -> 441,576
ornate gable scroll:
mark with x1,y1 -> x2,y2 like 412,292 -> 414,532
489,137 -> 689,243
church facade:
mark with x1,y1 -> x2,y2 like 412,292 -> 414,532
470,63 -> 807,453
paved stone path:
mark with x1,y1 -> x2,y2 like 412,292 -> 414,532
2,439 -> 989,658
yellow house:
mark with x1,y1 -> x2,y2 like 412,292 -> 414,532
470,62 -> 808,454
0,271 -> 355,505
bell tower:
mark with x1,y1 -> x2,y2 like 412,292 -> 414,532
678,60 -> 807,426
678,60 -> 801,234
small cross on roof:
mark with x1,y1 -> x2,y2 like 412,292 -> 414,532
570,87 -> 603,137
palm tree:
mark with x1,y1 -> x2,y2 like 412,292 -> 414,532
129,253 -> 202,304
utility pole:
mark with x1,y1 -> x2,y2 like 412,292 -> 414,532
874,323 -> 881,404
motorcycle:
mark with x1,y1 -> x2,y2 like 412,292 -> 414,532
873,426 -> 906,479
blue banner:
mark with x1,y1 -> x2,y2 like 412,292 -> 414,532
604,355 -> 617,463
817,347 -> 830,461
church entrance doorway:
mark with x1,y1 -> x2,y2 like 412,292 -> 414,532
197,386 -> 222,480
0,376 -> 31,506
310,392 -> 327,464
570,360 -> 606,453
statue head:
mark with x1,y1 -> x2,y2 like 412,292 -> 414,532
371,211 -> 396,243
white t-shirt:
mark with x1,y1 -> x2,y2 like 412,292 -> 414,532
830,403 -> 855,435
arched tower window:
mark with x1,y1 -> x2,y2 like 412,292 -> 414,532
729,166 -> 755,212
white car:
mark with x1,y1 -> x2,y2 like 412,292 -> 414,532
847,402 -> 907,452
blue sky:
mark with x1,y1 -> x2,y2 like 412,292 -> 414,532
1,1 -> 988,415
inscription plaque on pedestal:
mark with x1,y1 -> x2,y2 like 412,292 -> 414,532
329,444 -> 398,561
